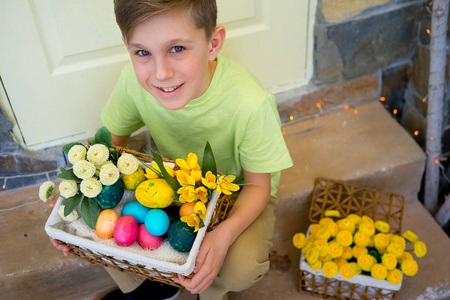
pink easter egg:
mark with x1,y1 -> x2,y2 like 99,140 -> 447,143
114,215 -> 138,246
138,224 -> 163,250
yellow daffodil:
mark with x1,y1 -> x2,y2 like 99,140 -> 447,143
216,175 -> 239,195
339,263 -> 356,279
336,230 -> 353,247
381,253 -> 398,270
333,257 -> 347,267
401,259 -> 418,276
177,185 -> 196,203
399,251 -> 413,263
374,220 -> 390,233
357,254 -> 375,272
337,218 -> 355,234
386,242 -> 404,259
175,170 -> 194,186
342,246 -> 353,260
386,269 -> 403,285
306,248 -> 320,264
190,169 -> 202,183
374,233 -> 390,251
293,233 -> 307,249
414,241 -> 427,258
352,245 -> 368,259
328,241 -> 343,258
322,261 -> 339,278
402,230 -> 419,243
201,171 -> 217,189
194,201 -> 207,220
315,228 -> 331,241
145,162 -> 175,179
39,181 -> 55,202
347,214 -> 362,226
359,221 -> 376,237
354,231 -> 370,247
314,239 -> 329,256
176,153 -> 201,172
194,186 -> 208,203
180,214 -> 201,232
371,263 -> 388,281
310,260 -> 322,270
324,210 -> 341,218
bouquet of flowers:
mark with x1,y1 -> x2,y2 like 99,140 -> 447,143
293,210 -> 427,285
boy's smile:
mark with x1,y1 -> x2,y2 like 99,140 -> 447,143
126,10 -> 224,110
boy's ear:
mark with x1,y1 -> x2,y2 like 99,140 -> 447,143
208,26 -> 226,61
121,36 -> 128,48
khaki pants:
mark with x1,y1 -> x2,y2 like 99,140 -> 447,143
106,197 -> 276,300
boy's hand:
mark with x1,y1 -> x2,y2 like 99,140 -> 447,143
48,194 -> 70,256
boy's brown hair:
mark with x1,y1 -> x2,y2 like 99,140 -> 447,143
114,0 -> 217,43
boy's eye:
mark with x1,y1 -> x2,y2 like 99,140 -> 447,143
137,50 -> 150,56
171,46 -> 184,53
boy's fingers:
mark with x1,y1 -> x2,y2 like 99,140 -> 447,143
194,246 -> 208,273
48,195 -> 58,208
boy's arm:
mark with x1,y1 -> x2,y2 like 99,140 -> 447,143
111,133 -> 131,147
174,169 -> 271,294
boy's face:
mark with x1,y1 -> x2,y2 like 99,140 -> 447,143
126,10 -> 220,110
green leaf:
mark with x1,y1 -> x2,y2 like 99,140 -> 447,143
202,141 -> 217,177
91,126 -> 112,148
110,149 -> 119,163
57,169 -> 80,181
64,193 -> 83,217
60,167 -> 67,173
81,197 -> 100,229
151,150 -> 181,191
62,142 -> 85,155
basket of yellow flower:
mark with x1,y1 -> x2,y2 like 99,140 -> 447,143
42,127 -> 238,289
293,178 -> 427,300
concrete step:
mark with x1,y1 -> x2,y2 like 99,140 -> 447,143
2,100 -> 449,300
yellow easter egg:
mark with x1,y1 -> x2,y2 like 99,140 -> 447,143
121,166 -> 146,191
135,179 -> 174,208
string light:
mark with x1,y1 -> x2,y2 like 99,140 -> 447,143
422,98 -> 426,103
289,115 -> 294,121
426,29 -> 431,34
393,109 -> 398,115
380,97 -> 385,102
316,103 -> 322,108
435,159 -> 439,164
354,109 -> 358,114
414,131 -> 419,136
430,136 -> 434,140
282,130 -> 286,136
343,105 -> 349,110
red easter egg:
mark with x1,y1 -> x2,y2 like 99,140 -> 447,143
138,224 -> 163,250
114,215 -> 138,246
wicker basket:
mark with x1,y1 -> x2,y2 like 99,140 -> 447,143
298,177 -> 405,300
45,145 -> 233,289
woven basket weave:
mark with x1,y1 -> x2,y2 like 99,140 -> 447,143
54,144 -> 233,289
299,177 -> 405,300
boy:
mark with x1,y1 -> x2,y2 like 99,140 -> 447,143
51,0 -> 292,299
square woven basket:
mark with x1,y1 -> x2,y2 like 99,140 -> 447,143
299,177 -> 405,300
45,145 -> 233,289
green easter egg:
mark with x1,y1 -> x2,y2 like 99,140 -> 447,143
168,219 -> 197,252
95,179 -> 125,209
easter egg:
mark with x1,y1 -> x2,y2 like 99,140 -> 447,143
144,209 -> 170,236
121,167 -> 146,191
95,179 -> 125,209
122,200 -> 150,224
135,179 -> 174,208
137,224 -> 163,250
168,219 -> 197,252
95,209 -> 119,239
179,202 -> 196,217
114,215 -> 138,246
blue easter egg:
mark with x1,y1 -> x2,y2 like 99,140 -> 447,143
145,209 -> 170,236
122,200 -> 150,225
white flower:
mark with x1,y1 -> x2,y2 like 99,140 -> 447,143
99,163 -> 120,185
58,204 -> 79,222
117,153 -> 139,175
68,145 -> 87,164
80,177 -> 102,198
59,180 -> 78,198
73,160 -> 96,179
39,181 -> 55,202
87,144 -> 109,166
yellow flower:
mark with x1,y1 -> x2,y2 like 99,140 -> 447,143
349,262 -> 362,275
306,248 -> 319,264
99,163 -> 120,186
73,160 -> 96,179
87,144 -> 109,166
353,231 -> 370,247
309,260 -> 322,270
352,245 -> 368,259
386,242 -> 404,259
57,204 -> 79,222
337,218 -> 355,234
80,177 -> 102,198
145,162 -> 175,179
68,145 -> 86,164
339,263 -> 356,279
333,257 -> 347,267
322,261 -> 339,278
319,253 -> 332,262
386,269 -> 403,285
414,241 -> 427,258
399,251 -> 413,263
194,201 -> 207,220
315,228 -> 331,241
359,221 -> 376,237
177,185 -> 197,203
371,263 -> 388,281
309,224 -> 322,236
301,240 -> 314,254
381,253 -> 398,270
374,220 -> 390,233
327,222 -> 339,237
117,153 -> 139,175
59,180 -> 78,199
336,230 -> 353,247
293,233 -> 307,249
328,241 -> 343,258
194,186 -> 208,203
402,230 -> 419,243
391,235 -> 406,249
314,239 -> 329,256
319,217 -> 334,226
216,175 -> 240,195
347,214 -> 362,226
357,254 -> 375,272
401,259 -> 418,276
361,215 -> 374,224
180,214 -> 201,232
342,246 -> 353,260
176,153 -> 201,172
201,171 -> 217,189
39,181 -> 55,202
374,233 -> 390,251
324,210 -> 341,218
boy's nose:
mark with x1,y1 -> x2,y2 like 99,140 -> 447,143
153,57 -> 174,81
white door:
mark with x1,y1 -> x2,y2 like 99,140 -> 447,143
0,0 -> 314,150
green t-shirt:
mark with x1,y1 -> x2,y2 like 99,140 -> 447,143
101,55 -> 293,197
